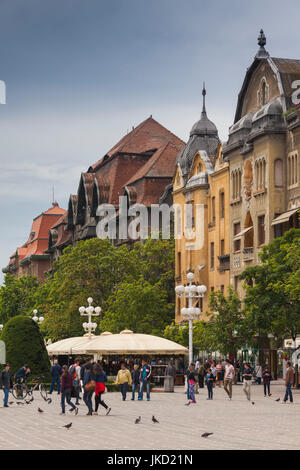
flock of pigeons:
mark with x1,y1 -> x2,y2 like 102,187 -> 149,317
9,392 -> 283,439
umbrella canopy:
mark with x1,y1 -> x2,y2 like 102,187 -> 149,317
47,329 -> 188,356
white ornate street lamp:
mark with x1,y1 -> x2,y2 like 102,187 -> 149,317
79,297 -> 101,339
32,309 -> 44,324
175,272 -> 206,364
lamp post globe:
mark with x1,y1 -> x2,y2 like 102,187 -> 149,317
175,273 -> 206,364
80,297 -> 101,339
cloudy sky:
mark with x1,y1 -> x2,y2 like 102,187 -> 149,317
0,0 -> 300,283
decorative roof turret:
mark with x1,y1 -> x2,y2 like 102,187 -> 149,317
177,84 -> 219,178
255,29 -> 269,59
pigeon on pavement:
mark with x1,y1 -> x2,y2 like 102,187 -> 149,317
38,407 -> 44,413
152,415 -> 159,423
63,423 -> 72,429
184,401 -> 191,406
135,416 -> 141,424
252,402 -> 255,405
275,398 -> 280,402
201,432 -> 213,438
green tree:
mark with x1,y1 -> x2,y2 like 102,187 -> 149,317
240,228 -> 300,348
207,287 -> 247,359
39,238 -> 137,341
1,315 -> 50,376
164,320 -> 215,354
101,278 -> 173,336
37,237 -> 175,341
0,274 -> 39,324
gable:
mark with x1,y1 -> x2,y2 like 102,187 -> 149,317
240,60 -> 280,118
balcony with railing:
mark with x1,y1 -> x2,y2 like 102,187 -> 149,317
243,247 -> 254,260
217,254 -> 230,271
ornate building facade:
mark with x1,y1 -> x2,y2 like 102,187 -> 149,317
223,30 -> 300,296
173,87 -> 230,319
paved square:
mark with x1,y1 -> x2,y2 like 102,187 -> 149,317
0,382 -> 299,450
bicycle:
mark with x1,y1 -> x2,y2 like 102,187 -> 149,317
12,376 -> 48,401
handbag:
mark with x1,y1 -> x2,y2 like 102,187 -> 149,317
84,380 -> 96,392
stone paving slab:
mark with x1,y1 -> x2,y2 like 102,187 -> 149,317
0,383 -> 299,450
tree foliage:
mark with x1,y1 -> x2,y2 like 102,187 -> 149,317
207,286 -> 248,357
240,229 -> 300,343
0,274 -> 39,324
1,315 -> 50,376
29,237 -> 175,341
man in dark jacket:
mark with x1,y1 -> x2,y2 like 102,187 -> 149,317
138,360 -> 152,401
0,363 -> 13,407
15,364 -> 30,382
49,359 -> 62,395
131,364 -> 140,401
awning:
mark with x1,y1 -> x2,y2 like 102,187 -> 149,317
233,226 -> 253,239
271,208 -> 300,226
47,330 -> 188,356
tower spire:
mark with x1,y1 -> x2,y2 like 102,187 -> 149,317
255,29 -> 269,59
201,82 -> 207,118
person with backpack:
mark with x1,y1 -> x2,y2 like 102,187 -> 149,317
60,365 -> 78,416
93,363 -> 111,415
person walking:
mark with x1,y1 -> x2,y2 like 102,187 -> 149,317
205,367 -> 214,400
224,359 -> 235,400
138,360 -> 152,401
187,364 -> 197,404
49,359 -> 62,395
131,364 -> 140,400
255,363 -> 262,385
83,362 -> 96,415
60,365 -> 78,415
69,358 -> 81,405
262,366 -> 272,397
0,363 -> 13,407
116,363 -> 132,401
216,360 -> 224,388
197,363 -> 205,389
93,363 -> 111,415
242,363 -> 253,401
283,362 -> 294,404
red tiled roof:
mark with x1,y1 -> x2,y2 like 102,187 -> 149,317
124,141 -> 184,186
90,117 -> 185,171
9,203 -> 66,262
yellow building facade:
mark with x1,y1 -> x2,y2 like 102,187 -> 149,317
173,88 -> 230,321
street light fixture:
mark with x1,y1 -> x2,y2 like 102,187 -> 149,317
79,297 -> 101,339
32,309 -> 44,324
175,272 -> 206,364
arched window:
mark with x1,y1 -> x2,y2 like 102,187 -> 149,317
274,159 -> 283,187
262,81 -> 267,105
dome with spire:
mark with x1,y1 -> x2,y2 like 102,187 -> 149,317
177,85 -> 219,178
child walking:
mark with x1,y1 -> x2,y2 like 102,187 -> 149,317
206,367 -> 214,400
